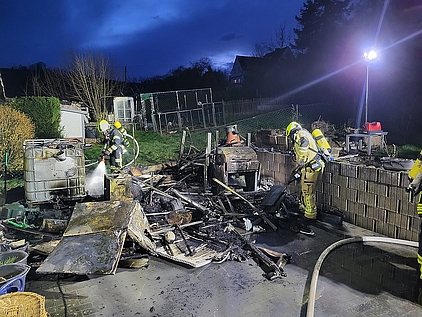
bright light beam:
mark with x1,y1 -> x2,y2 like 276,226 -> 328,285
274,60 -> 361,101
269,10 -> 422,108
274,24 -> 422,104
383,28 -> 422,51
356,84 -> 367,129
373,0 -> 391,45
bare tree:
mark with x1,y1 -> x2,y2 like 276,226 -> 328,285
32,67 -> 69,98
274,22 -> 292,48
32,52 -> 124,121
253,42 -> 273,57
253,22 -> 293,56
68,52 -> 120,121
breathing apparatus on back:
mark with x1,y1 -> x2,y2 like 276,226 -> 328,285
311,129 -> 333,163
407,150 -> 422,196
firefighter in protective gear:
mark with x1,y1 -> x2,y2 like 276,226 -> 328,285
98,119 -> 125,170
114,121 -> 130,154
407,150 -> 422,289
286,121 -> 325,220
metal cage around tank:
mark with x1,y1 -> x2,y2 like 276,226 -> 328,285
23,139 -> 86,205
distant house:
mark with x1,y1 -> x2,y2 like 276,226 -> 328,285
230,56 -> 264,88
229,47 -> 294,98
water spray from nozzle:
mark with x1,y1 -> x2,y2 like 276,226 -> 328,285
86,160 -> 107,197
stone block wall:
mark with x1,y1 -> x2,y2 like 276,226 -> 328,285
257,150 -> 420,242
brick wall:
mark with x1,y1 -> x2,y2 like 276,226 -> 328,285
257,150 -> 420,242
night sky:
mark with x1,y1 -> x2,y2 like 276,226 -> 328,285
0,0 -> 304,80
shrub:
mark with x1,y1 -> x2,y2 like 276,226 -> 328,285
9,96 -> 62,138
0,105 -> 35,173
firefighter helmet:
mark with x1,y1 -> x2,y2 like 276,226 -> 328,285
114,121 -> 122,129
286,121 -> 301,137
98,120 -> 110,132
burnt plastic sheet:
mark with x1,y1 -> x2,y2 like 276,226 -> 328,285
37,200 -> 156,275
36,230 -> 127,275
63,201 -> 135,236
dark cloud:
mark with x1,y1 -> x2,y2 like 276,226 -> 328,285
0,0 -> 303,78
220,33 -> 240,42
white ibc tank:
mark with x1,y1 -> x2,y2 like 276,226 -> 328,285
24,139 -> 86,204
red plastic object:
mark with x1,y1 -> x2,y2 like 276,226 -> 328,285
365,121 -> 382,131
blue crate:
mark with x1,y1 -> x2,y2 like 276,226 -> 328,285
0,263 -> 31,294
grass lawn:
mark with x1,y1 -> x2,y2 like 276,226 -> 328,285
84,130 -> 186,169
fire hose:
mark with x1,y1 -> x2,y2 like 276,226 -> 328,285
123,134 -> 139,168
306,236 -> 418,317
85,133 -> 139,168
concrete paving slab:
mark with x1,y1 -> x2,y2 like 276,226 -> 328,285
24,221 -> 422,317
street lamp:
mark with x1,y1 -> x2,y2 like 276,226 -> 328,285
363,49 -> 377,125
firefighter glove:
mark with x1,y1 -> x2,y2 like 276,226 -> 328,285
288,165 -> 303,184
103,149 -> 111,156
406,183 -> 421,195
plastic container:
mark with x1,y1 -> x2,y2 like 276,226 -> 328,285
365,121 -> 382,131
0,291 -> 48,317
0,263 -> 31,294
23,139 -> 86,204
0,250 -> 29,265
1,202 -> 26,219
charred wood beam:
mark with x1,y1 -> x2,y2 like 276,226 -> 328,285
163,174 -> 191,193
169,189 -> 210,213
217,197 -> 228,214
212,178 -> 277,231
133,177 -> 174,199
151,220 -> 203,235
225,196 -> 235,213
175,224 -> 194,256
226,224 -> 288,280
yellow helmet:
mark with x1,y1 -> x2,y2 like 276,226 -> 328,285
98,119 -> 110,132
114,121 -> 122,129
286,121 -> 301,137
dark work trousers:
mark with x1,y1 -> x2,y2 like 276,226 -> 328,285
110,147 -> 123,169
